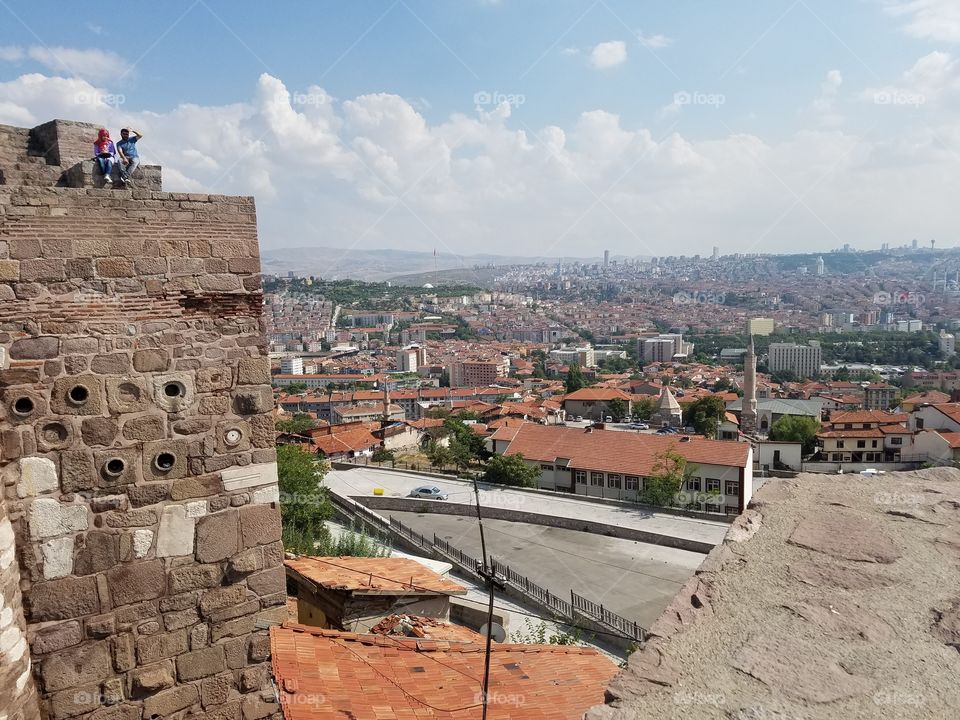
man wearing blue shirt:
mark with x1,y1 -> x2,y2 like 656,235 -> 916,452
116,128 -> 143,186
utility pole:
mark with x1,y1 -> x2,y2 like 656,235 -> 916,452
473,478 -> 505,720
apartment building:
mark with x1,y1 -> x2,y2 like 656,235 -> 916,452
767,342 -> 822,379
816,410 -> 913,464
448,359 -> 506,387
641,333 -> 693,363
549,346 -> 597,368
280,356 -> 304,375
862,383 -> 898,411
494,424 -> 753,514
747,317 -> 775,336
396,344 -> 426,372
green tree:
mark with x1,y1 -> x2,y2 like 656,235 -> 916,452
769,415 -> 821,455
682,396 -> 727,438
275,413 -> 317,435
632,397 -> 655,421
483,453 -> 540,488
442,417 -> 488,461
640,448 -> 694,507
607,397 -> 628,421
449,437 -> 475,471
277,444 -> 332,554
565,363 -> 588,393
283,382 -> 308,394
427,441 -> 453,469
372,447 -> 394,463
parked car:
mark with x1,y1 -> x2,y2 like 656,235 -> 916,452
859,468 -> 886,476
638,423 -> 649,429
574,415 -> 584,422
408,486 -> 449,500
605,416 -> 613,423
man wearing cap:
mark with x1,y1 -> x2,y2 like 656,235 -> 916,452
116,127 -> 143,186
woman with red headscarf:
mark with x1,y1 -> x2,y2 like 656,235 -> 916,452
92,128 -> 117,185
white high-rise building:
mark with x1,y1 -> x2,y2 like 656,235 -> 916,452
940,330 -> 956,356
767,343 -> 822,379
280,356 -> 304,375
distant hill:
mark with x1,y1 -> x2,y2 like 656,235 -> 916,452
260,246 -> 618,282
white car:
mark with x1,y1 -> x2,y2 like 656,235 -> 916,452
859,468 -> 886,476
408,485 -> 449,500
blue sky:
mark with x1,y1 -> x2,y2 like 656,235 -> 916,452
1,1 -> 959,259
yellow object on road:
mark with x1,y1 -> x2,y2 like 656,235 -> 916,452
373,487 -> 384,496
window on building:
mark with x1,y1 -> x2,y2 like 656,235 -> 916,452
891,437 -> 903,445
575,471 -> 586,485
706,479 -> 720,493
871,440 -> 877,448
837,440 -> 844,449
706,502 -> 723,513
688,477 -> 702,492
540,464 -> 555,471
831,453 -> 842,461
590,472 -> 604,486
856,440 -> 866,448
725,480 -> 739,497
608,474 -> 622,489
916,418 -> 924,429
625,475 -> 639,491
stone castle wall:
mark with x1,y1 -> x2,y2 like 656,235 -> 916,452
0,121 -> 284,720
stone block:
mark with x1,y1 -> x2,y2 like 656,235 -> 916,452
239,504 -> 282,549
232,386 -> 272,415
163,607 -> 200,631
96,257 -> 136,278
142,438 -> 189,481
81,416 -> 119,446
191,623 -> 210,650
16,456 -> 59,497
40,640 -> 112,692
246,566 -> 285,597
227,547 -> 263,578
171,474 -> 221,500
248,634 -> 270,662
200,585 -> 247,617
29,620 -> 82,655
201,672 -> 235,708
0,259 -> 19,281
159,592 -> 198,613
241,693 -> 279,720
49,684 -> 103,718
9,335 -> 59,359
216,420 -> 252,454
35,419 -> 76,452
199,273 -> 242,292
176,645 -> 226,681
240,665 -> 269,693
195,509 -> 239,562
103,506 -> 159,529
142,684 -> 199,719
211,615 -> 256,643
252,484 -> 280,505
121,414 -> 166,441
199,395 -> 230,415
249,415 -> 274,448
105,377 -> 150,414
107,559 -> 166,606
224,637 -> 247,669
28,576 -> 100,622
156,504 -> 196,557
74,532 -> 118,575
130,662 -> 175,695
85,614 -> 116,639
90,352 -> 132,374
88,705 -> 140,720
136,628 -> 189,664
111,633 -> 136,672
115,601 -> 158,626
50,374 -> 105,415
132,348 -> 170,372
133,528 -> 153,558
221,462 -> 278,493
168,564 -> 223,593
197,366 -> 234,392
93,446 -> 142,489
29,497 -> 88,539
237,358 -> 270,385
59,449 -> 95,493
41,535 -> 74,579
151,372 -> 194,412
127,482 -> 170,508
208,599 -> 260,623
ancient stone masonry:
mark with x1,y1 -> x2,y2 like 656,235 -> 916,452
0,120 -> 284,720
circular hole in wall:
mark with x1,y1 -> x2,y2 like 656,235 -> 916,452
154,452 -> 177,472
68,384 -> 90,405
163,381 -> 185,399
12,396 -> 35,416
104,458 -> 126,477
40,422 -> 68,444
224,428 -> 243,447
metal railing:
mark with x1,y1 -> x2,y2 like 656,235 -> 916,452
382,513 -> 646,643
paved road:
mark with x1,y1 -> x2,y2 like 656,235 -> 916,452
385,510 -> 702,629
326,466 -> 730,547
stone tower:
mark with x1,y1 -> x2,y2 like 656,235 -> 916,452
0,120 -> 284,720
654,384 -> 682,428
741,334 -> 758,437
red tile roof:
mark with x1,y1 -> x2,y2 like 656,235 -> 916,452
370,614 -> 486,643
562,388 -> 632,402
930,403 -> 960,425
271,623 -> 618,720
285,556 -> 467,596
828,410 -> 909,426
502,424 -> 750,475
902,390 -> 951,406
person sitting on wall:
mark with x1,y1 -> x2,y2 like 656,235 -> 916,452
92,128 -> 116,185
116,127 -> 143,186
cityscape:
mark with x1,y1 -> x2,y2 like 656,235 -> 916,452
2,2 -> 960,720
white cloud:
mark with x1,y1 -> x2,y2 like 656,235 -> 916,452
884,0 -> 960,42
0,46 -> 130,82
637,32 -> 673,49
2,70 -> 960,259
811,69 -> 844,126
589,41 -> 627,69
863,51 -> 960,107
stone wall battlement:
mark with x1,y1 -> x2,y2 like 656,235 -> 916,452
0,119 -> 283,720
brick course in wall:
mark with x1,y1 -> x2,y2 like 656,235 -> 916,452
0,120 -> 284,720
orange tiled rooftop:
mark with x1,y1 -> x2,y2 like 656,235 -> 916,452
271,623 -> 619,720
285,556 -> 468,596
